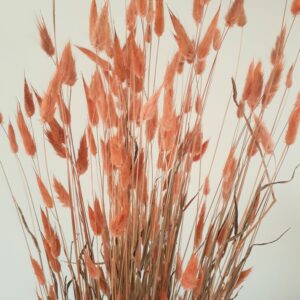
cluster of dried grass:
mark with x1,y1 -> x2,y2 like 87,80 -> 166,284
1,0 -> 300,299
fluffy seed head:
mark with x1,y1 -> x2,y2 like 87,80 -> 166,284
8,122 -> 18,153
181,254 -> 199,290
271,27 -> 286,65
193,0 -> 204,23
92,1 -> 112,56
140,88 -> 161,121
285,93 -> 300,145
84,250 -> 100,279
194,202 -> 206,248
17,108 -> 36,156
262,61 -> 283,107
36,175 -> 54,208
234,268 -> 252,289
110,208 -> 128,236
247,62 -> 263,110
197,8 -> 219,59
89,0 -> 98,45
291,0 -> 300,15
76,133 -> 89,175
40,71 -> 61,123
254,115 -> 274,154
225,0 -> 244,27
87,126 -> 97,156
286,65 -> 294,88
203,177 -> 210,195
53,177 -> 71,207
59,42 -> 77,86
31,258 -> 46,285
38,17 -> 55,57
154,0 -> 164,37
24,78 -> 35,117
213,28 -> 222,50
242,61 -> 254,101
170,11 -> 194,61
137,0 -> 147,16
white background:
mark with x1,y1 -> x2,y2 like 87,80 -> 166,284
0,0 -> 300,299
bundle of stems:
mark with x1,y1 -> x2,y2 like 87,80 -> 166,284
1,0 -> 300,299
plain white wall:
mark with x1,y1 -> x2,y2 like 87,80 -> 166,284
0,0 -> 299,299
